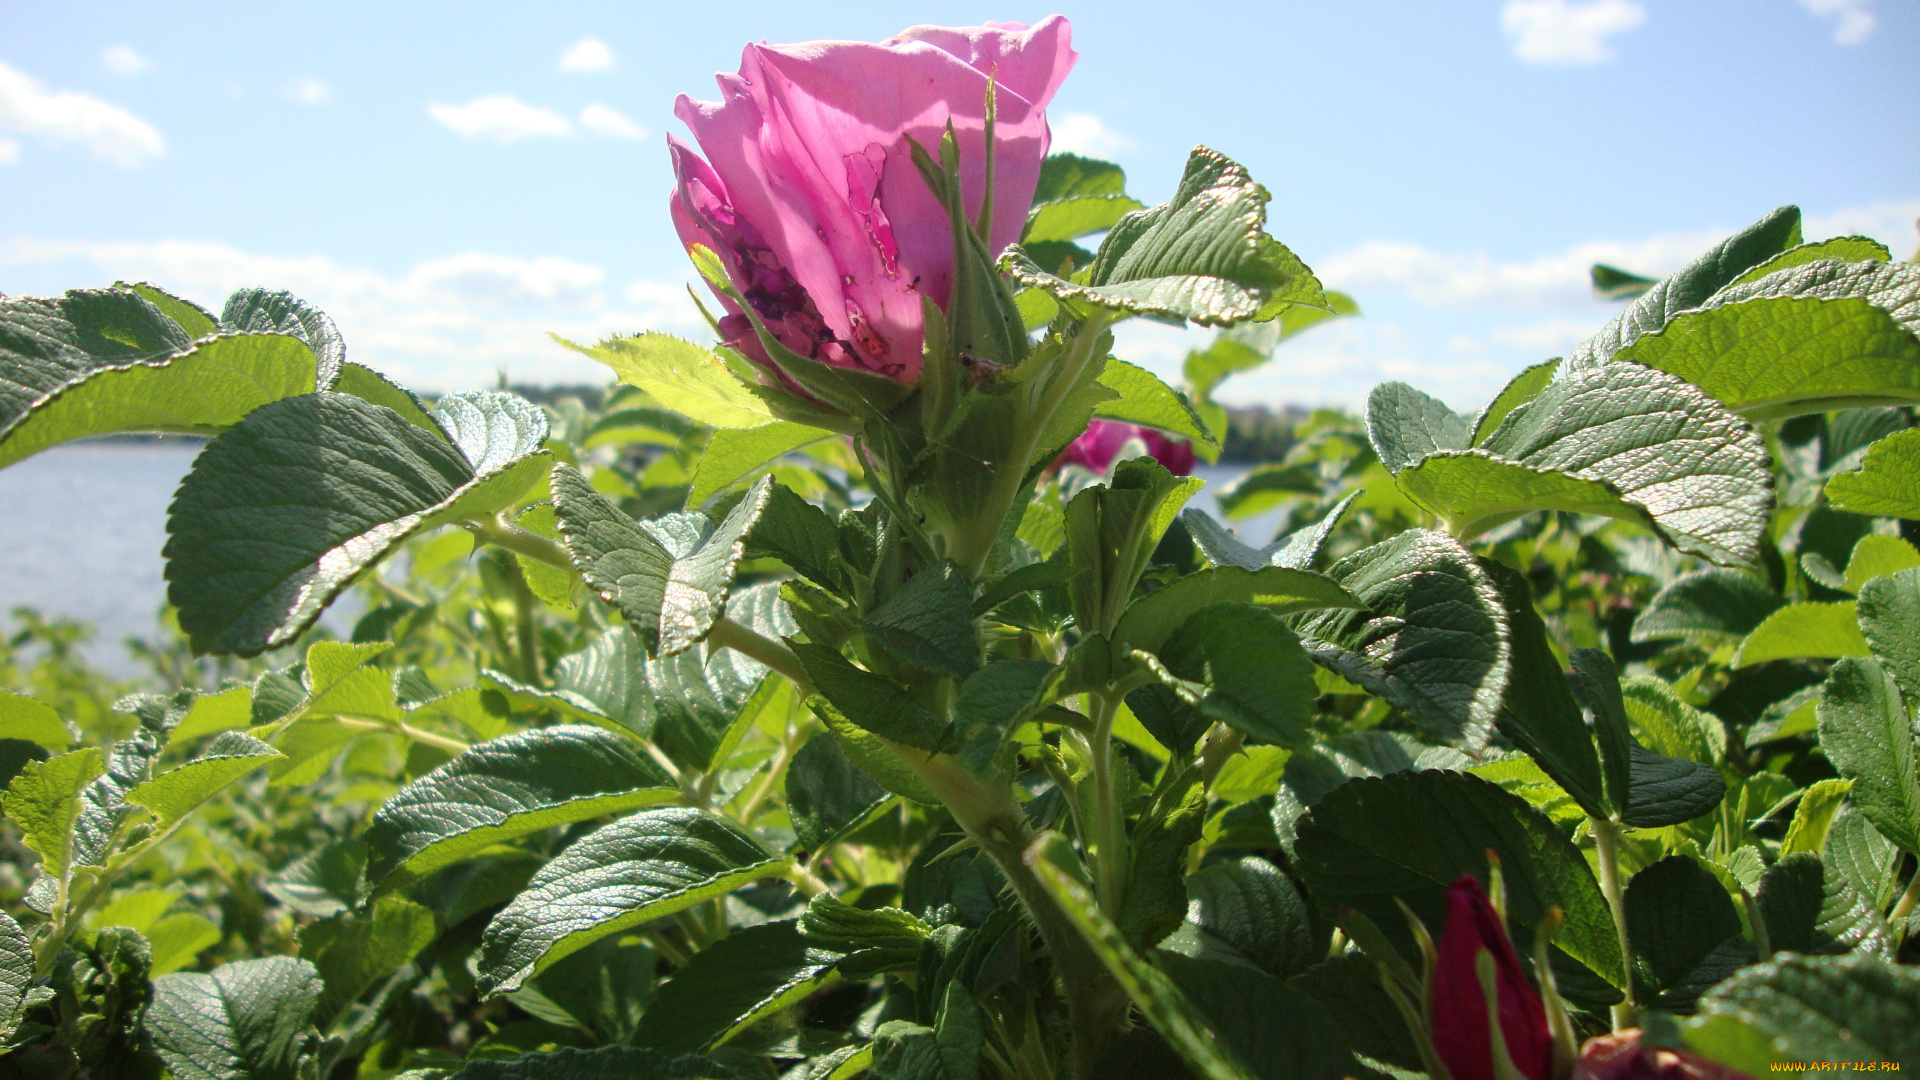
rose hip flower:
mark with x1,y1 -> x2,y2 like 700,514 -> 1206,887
1431,874 -> 1554,1080
670,17 -> 1076,391
1063,420 -> 1197,476
1571,1032 -> 1758,1080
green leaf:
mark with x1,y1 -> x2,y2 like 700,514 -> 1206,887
1846,535 -> 1920,593
122,280 -> 218,337
1365,381 -> 1469,475
1631,569 -> 1783,643
1425,364 -> 1773,564
0,911 -> 32,1040
1824,810 -> 1902,910
219,287 -> 345,385
552,466 -> 771,658
298,895 -> 437,1029
631,920 -> 837,1056
1614,294 -> 1920,421
514,504 -> 577,608
1817,656 -> 1920,854
440,1046 -> 725,1080
1733,601 -> 1870,667
747,481 -> 846,591
793,643 -> 949,752
1828,428 -> 1920,519
1026,835 -> 1262,1080
872,981 -> 984,1080
1093,358 -> 1217,449
787,732 -> 888,852
1624,742 -> 1728,829
1625,855 -> 1748,1012
147,956 -> 323,1080
362,725 -> 678,894
1470,359 -> 1560,447
0,331 -> 323,471
1034,153 -> 1128,201
1569,205 -> 1802,367
124,731 -> 282,828
1024,193 -> 1147,244
953,659 -> 1056,775
688,421 -> 828,507
1184,856 -> 1319,980
1285,954 -> 1425,1072
1757,852 -> 1891,959
1113,565 -> 1362,657
2,288 -> 191,418
1135,603 -> 1317,751
1293,530 -> 1511,752
0,689 -> 72,751
1681,954 -> 1920,1073
554,332 -> 772,429
166,391 -> 550,655
1154,951 -> 1364,1080
1066,457 -> 1206,636
1620,675 -> 1725,765
332,360 -> 440,433
1292,769 -> 1625,991
1858,567 -> 1920,700
814,703 -> 940,804
1591,264 -> 1657,301
1569,648 -> 1633,818
1731,236 -> 1892,285
147,913 -> 223,977
1,746 -> 105,879
1712,256 -> 1920,333
476,807 -> 788,996
1477,558 -> 1607,818
524,934 -> 658,1044
863,561 -> 981,681
1002,147 -> 1298,327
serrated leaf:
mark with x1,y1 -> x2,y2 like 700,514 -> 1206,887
0,689 -> 72,751
1731,236 -> 1892,285
786,733 -> 888,852
1134,603 -> 1317,751
1439,364 -> 1772,564
332,360 -> 440,432
0,331 -> 323,471
1858,567 -> 1920,701
1758,852 -> 1890,959
1624,742 -> 1727,829
1625,855 -> 1748,1012
147,956 -> 323,1080
220,287 -> 345,386
1681,954 -> 1920,1073
1828,428 -> 1920,519
553,466 -> 770,658
1845,535 -> 1920,593
1292,769 -> 1625,990
1732,601 -> 1869,667
299,895 -> 437,1029
440,1046 -> 726,1080
1093,358 -> 1217,449
363,725 -> 678,894
166,391 -> 549,655
793,643 -> 948,752
746,481 -> 846,591
2,288 -> 192,423
1824,811 -> 1901,909
556,332 -> 771,429
1113,565 -> 1361,657
1034,152 -> 1127,201
1365,381 -> 1469,475
476,807 -> 787,996
863,561 -> 980,681
813,703 -> 940,805
1024,192 -> 1147,244
1293,530 -> 1511,752
1620,675 -> 1725,765
1,746 -> 105,879
1154,951 -> 1365,1080
1631,569 -> 1783,643
1001,147 -> 1297,327
1065,456 -> 1205,636
1470,359 -> 1559,446
1569,206 -> 1801,367
1817,656 -> 1920,855
953,658 -> 1056,775
1712,256 -> 1920,333
0,911 -> 31,1040
122,280 -> 218,337
631,920 -> 837,1056
1184,856 -> 1319,980
124,731 -> 282,828
688,421 -> 828,507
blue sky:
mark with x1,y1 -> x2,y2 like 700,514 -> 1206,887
2,0 -> 1916,413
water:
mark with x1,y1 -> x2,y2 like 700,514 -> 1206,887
0,446 -> 1278,674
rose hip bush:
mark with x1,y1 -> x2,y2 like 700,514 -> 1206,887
3,14 -> 1920,1080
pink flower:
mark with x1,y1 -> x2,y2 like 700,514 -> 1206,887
1431,875 -> 1554,1080
670,18 -> 1077,389
1572,1032 -> 1757,1080
1062,420 -> 1198,476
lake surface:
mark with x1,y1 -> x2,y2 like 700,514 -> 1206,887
0,445 -> 1283,674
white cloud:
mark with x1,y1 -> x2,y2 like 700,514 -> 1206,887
0,139 -> 18,165
579,103 -> 646,142
0,237 -> 702,391
1798,0 -> 1876,44
285,78 -> 333,106
1048,112 -> 1134,159
0,61 -> 165,166
1502,0 -> 1645,65
100,46 -> 149,77
558,38 -> 616,73
1315,231 -> 1719,310
428,96 -> 572,142
1806,197 -> 1920,255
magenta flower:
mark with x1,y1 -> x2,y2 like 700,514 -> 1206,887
1431,874 -> 1554,1080
1063,420 -> 1198,476
670,18 -> 1076,390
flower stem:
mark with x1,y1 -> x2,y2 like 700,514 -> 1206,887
1589,814 -> 1635,1031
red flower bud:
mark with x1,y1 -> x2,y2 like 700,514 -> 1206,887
1431,874 -> 1554,1080
1572,1031 -> 1758,1080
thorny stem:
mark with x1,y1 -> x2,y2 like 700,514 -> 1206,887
500,555 -> 543,685
1589,814 -> 1634,1031
708,618 -> 815,698
1085,691 -> 1128,919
